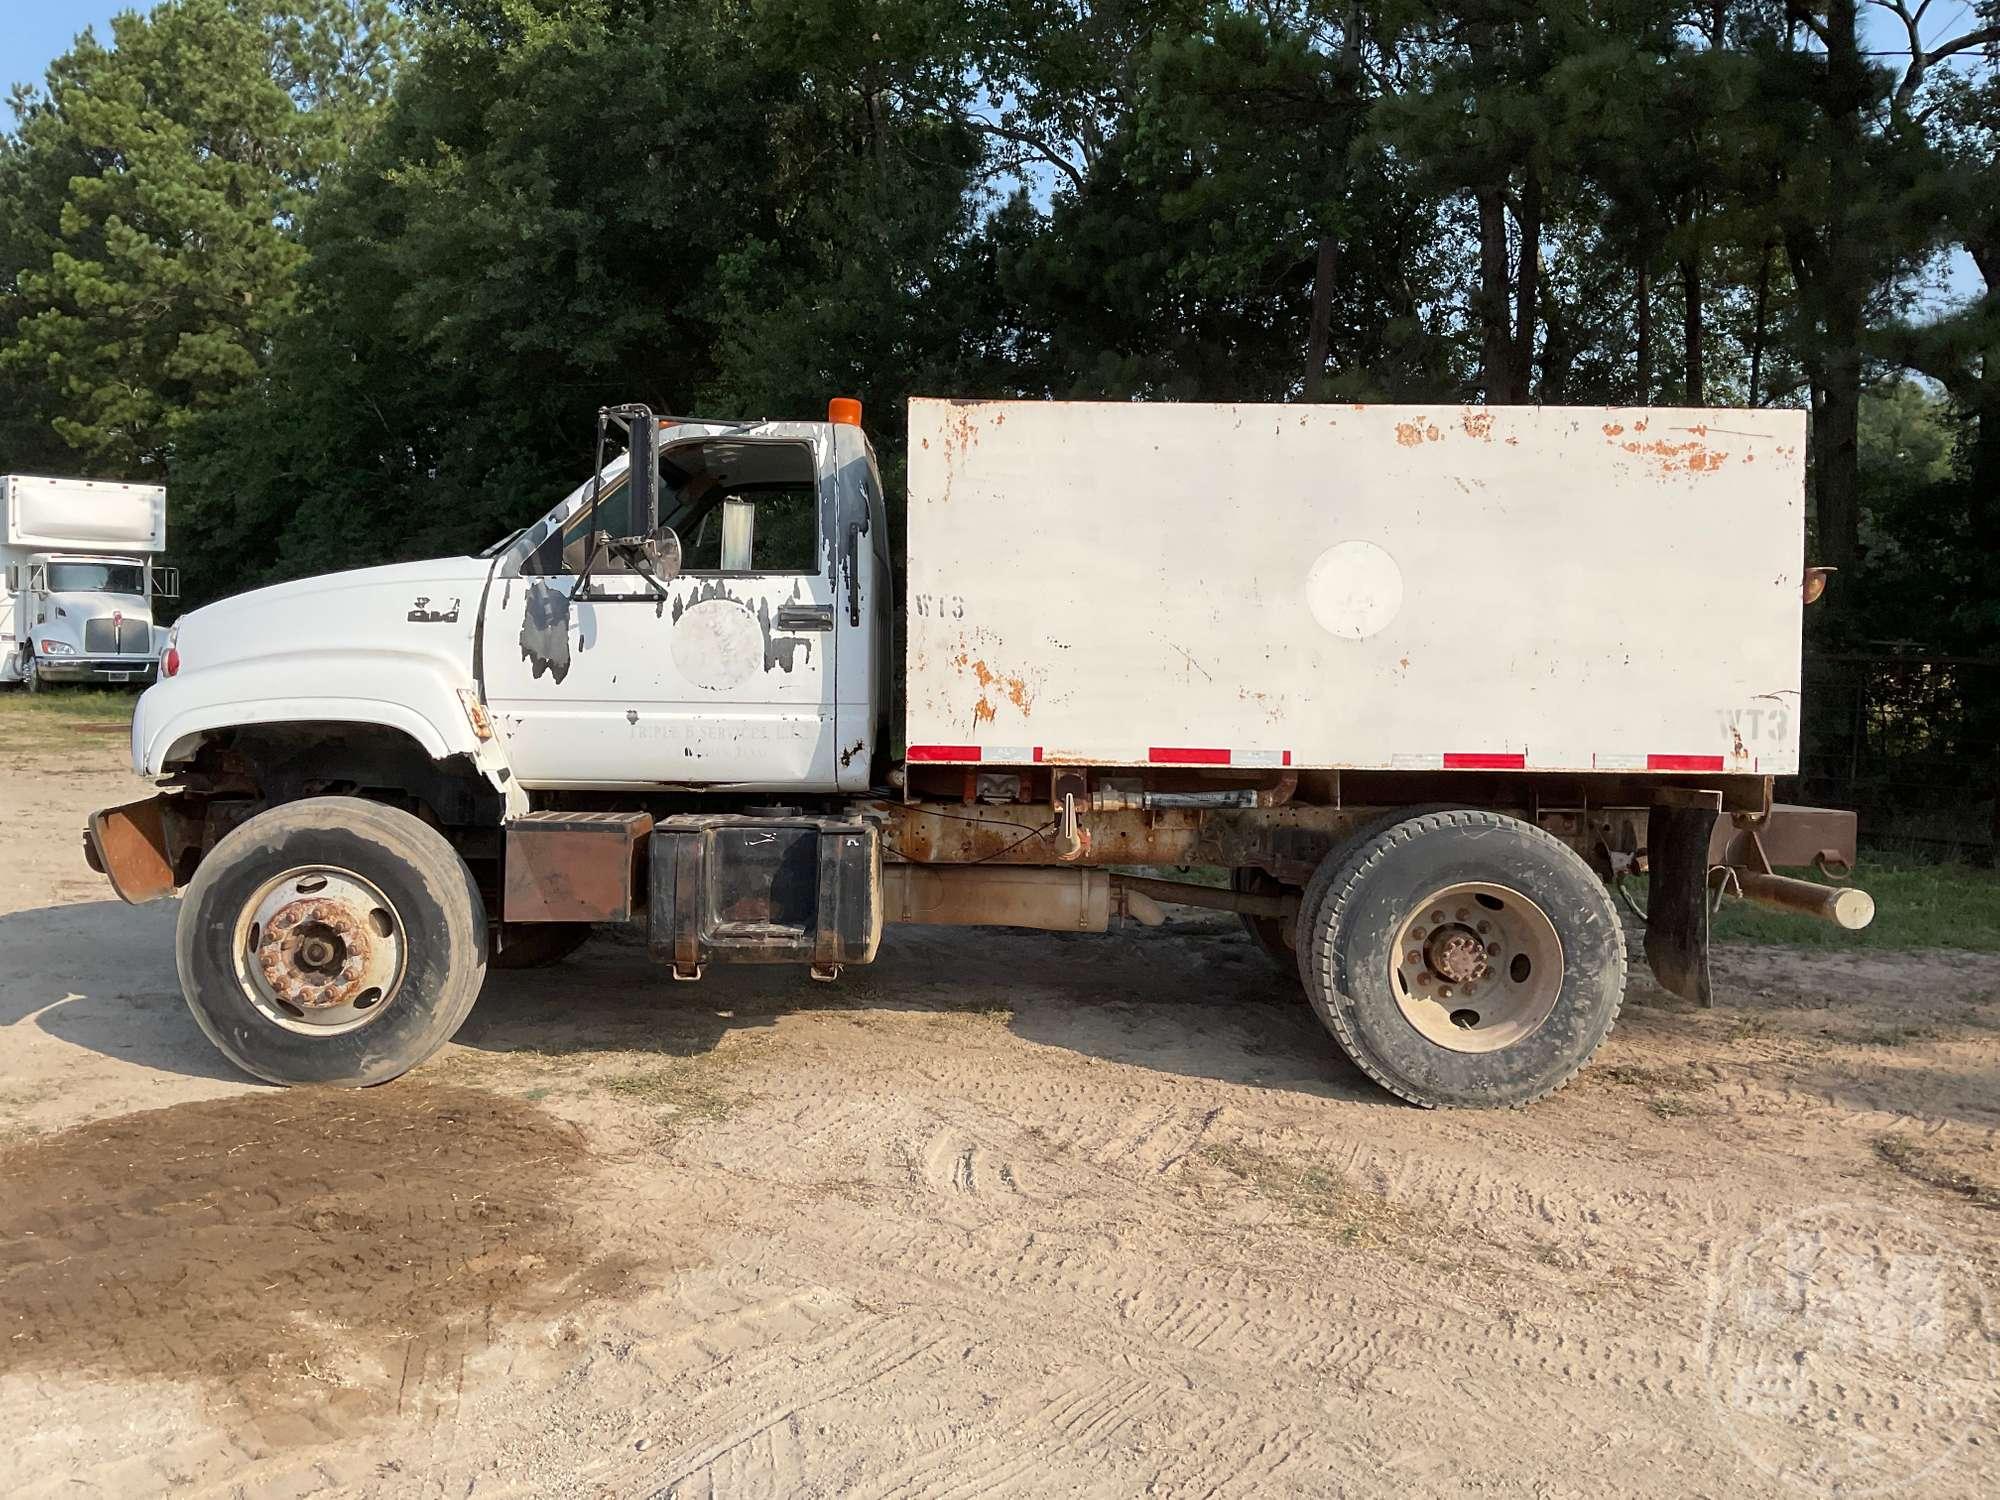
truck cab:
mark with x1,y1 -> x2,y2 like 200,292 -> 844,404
11,553 -> 167,687
480,409 -> 891,792
1,475 -> 174,691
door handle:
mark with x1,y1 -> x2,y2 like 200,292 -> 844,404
776,604 -> 834,632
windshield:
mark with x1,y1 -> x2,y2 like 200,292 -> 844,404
47,561 -> 146,595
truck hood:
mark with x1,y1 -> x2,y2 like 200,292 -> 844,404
169,558 -> 492,675
132,556 -> 503,779
31,591 -> 152,652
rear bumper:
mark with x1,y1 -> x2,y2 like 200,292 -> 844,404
1709,802 -> 1858,874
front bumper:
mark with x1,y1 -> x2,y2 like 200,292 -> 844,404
36,655 -> 158,684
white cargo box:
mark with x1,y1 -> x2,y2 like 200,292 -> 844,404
2,474 -> 168,552
903,399 -> 1805,776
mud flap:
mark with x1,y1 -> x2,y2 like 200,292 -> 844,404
85,795 -> 178,904
1644,805 -> 1714,1007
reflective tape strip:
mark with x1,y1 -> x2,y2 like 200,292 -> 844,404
1646,753 -> 1727,772
1148,747 -> 1231,765
1443,752 -> 1527,770
907,744 -> 981,762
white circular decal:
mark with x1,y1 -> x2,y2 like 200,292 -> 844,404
1304,540 -> 1404,640
672,597 -> 763,690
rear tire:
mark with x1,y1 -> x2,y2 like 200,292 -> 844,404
1301,809 -> 1624,1108
176,796 -> 488,1087
1231,867 -> 1294,966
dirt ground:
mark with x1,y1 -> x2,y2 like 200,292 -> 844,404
2,737 -> 1996,1499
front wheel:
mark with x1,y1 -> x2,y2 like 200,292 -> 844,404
176,796 -> 489,1086
1300,809 -> 1625,1108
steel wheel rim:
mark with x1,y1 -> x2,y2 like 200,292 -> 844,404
1389,881 -> 1564,1053
231,865 -> 407,1036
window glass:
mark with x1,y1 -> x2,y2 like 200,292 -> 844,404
47,562 -> 146,595
676,487 -> 819,573
551,475 -> 635,574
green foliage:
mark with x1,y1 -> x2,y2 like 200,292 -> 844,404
167,0 -> 994,596
0,0 -> 1994,696
0,1 -> 403,476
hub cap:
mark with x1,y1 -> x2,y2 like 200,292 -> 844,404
1390,881 -> 1564,1053
233,867 -> 406,1035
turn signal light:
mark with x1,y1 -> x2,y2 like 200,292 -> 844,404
828,397 -> 863,427
162,646 -> 180,678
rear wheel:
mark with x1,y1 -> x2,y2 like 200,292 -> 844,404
176,796 -> 488,1086
1300,809 -> 1624,1108
1231,867 -> 1294,965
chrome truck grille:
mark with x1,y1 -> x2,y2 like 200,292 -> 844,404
82,616 -> 152,654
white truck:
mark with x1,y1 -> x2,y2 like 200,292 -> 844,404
2,474 -> 175,690
84,399 -> 1870,1107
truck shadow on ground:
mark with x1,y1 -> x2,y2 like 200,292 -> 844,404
0,899 -> 257,1087
3,898 -> 1379,1103
461,918 -> 1388,1104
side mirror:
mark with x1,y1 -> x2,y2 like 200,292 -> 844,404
628,410 -> 659,533
4,565 -> 14,591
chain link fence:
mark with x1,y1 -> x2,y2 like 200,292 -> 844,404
1795,653 -> 2000,863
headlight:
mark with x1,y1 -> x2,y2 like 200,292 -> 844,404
38,639 -> 75,656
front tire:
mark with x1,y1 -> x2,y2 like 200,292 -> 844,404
176,796 -> 488,1086
1301,809 -> 1625,1108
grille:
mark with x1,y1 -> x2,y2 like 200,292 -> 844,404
82,617 -> 152,654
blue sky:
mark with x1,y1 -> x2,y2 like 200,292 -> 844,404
1,4 -> 127,104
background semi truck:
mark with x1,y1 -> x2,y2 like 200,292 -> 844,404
85,398 -> 1870,1107
2,474 -> 175,690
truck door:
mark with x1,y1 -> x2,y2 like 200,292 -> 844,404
479,435 -> 840,791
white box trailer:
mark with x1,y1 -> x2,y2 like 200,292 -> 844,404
87,397 -> 1864,1109
904,400 -> 1805,777
1,475 -> 171,688
3,474 -> 167,552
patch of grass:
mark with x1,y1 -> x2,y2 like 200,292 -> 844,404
1633,854 -> 2000,952
1872,1135 -> 2000,1211
1197,1141 -> 1410,1244
0,686 -> 138,747
594,1057 -> 751,1141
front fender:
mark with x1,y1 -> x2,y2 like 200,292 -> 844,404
136,650 -> 513,794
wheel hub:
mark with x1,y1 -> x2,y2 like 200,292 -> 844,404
1391,882 -> 1564,1054
1424,924 -> 1488,985
257,898 -> 373,1009
235,868 -> 407,1034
